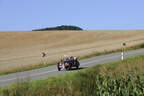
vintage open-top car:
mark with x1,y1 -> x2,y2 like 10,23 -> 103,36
57,56 -> 80,71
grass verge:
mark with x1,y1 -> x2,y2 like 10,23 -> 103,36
0,43 -> 144,76
1,54 -> 144,95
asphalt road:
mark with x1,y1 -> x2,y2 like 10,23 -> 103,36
0,48 -> 144,87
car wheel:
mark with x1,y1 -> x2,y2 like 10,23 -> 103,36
58,67 -> 61,71
76,61 -> 80,69
57,63 -> 61,71
76,65 -> 79,69
65,66 -> 71,70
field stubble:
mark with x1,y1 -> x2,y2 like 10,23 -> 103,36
0,30 -> 144,73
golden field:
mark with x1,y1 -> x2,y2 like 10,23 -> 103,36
0,30 -> 144,71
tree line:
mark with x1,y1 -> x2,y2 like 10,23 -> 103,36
33,25 -> 83,31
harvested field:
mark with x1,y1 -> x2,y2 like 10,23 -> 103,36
0,30 -> 144,72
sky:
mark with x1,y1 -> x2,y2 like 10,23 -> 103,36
0,0 -> 144,31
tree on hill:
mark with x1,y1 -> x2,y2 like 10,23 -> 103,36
33,25 -> 83,31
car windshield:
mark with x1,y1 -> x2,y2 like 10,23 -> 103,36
63,57 -> 69,61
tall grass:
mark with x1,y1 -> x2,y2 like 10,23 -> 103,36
1,55 -> 144,96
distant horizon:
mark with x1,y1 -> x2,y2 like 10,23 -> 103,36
1,24 -> 144,32
1,29 -> 144,32
0,25 -> 144,31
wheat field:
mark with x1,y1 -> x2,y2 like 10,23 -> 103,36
0,30 -> 144,71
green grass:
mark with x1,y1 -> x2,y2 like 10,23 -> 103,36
1,54 -> 144,96
0,43 -> 144,76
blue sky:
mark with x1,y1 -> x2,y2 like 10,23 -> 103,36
0,0 -> 144,31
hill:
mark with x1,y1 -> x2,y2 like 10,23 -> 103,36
33,25 -> 83,31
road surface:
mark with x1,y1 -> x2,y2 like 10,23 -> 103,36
0,48 -> 144,87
